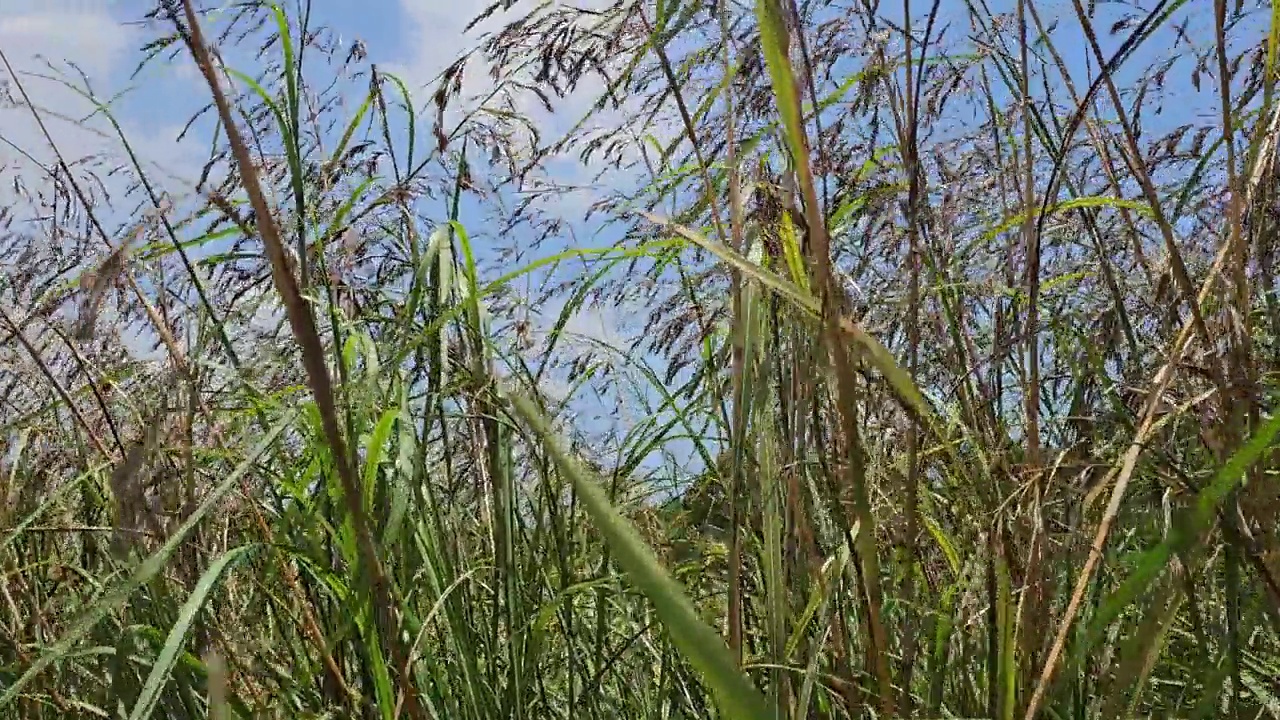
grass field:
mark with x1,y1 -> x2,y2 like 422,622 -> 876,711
1,0 -> 1279,717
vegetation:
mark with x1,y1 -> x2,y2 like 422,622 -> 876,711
1,0 -> 1279,717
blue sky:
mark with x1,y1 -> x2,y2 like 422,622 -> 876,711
3,0 -> 1256,312
1,0 -> 1268,479
0,0 -> 642,347
0,0 -> 682,476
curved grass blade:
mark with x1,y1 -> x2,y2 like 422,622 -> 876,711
127,544 -> 259,720
1083,407 -> 1280,653
506,392 -> 774,720
0,416 -> 290,709
644,211 -> 938,426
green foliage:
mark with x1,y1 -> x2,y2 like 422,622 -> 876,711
1,0 -> 1279,719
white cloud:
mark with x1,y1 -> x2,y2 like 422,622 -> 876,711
384,0 -> 684,356
0,7 -> 203,216
386,0 -> 656,198
560,301 -> 632,349
0,6 -> 209,366
385,0 -> 522,114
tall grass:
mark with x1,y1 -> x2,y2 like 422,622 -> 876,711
1,0 -> 1279,718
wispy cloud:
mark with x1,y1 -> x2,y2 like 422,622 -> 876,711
0,6 -> 204,214
384,0 -> 672,222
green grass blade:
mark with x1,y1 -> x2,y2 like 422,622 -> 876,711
127,544 -> 258,720
507,392 -> 774,720
0,416 -> 291,709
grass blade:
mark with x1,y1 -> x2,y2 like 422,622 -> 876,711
507,392 -> 774,720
